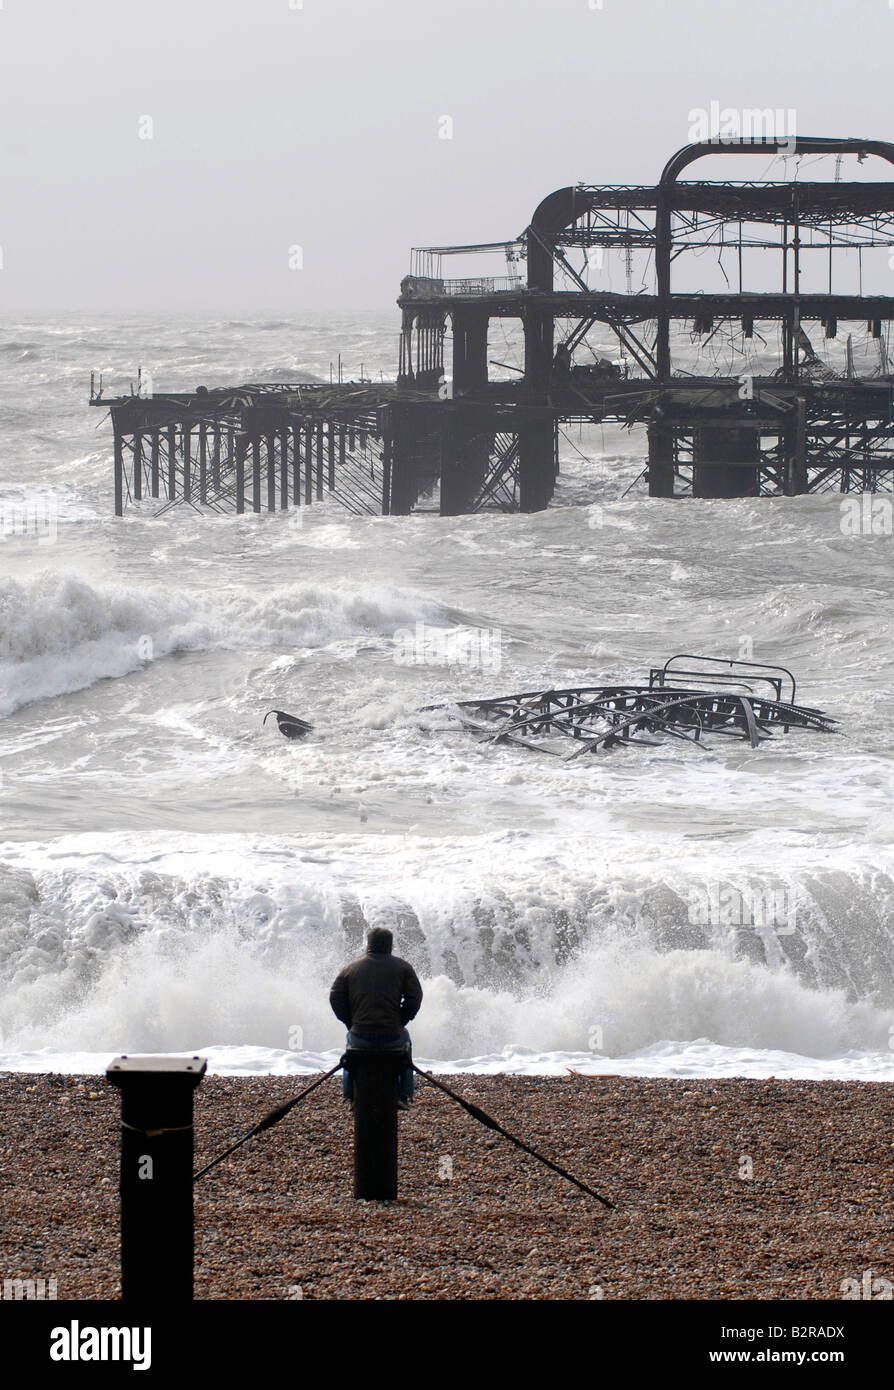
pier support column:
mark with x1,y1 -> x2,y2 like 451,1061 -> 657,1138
516,290 -> 556,513
235,434 -> 246,514
252,433 -> 261,512
388,408 -> 411,515
113,426 -> 124,516
386,404 -> 431,515
266,431 -> 276,512
198,425 -> 207,504
784,396 -> 809,495
167,424 -> 177,502
647,421 -> 676,497
377,405 -> 393,514
316,422 -> 324,500
183,425 -> 192,504
439,408 -> 491,515
304,423 -> 313,505
517,411 -> 556,512
133,430 -> 143,502
693,426 -> 760,498
280,426 -> 289,509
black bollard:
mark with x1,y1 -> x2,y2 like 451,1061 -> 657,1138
106,1053 -> 206,1301
345,1048 -> 408,1201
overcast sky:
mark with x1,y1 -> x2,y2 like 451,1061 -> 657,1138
2,0 -> 894,313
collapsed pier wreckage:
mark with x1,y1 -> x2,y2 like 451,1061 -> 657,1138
425,656 -> 838,757
93,137 -> 894,516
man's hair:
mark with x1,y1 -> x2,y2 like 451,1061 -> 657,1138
366,927 -> 393,955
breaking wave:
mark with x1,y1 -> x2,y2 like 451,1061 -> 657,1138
0,850 -> 891,1066
0,572 -> 439,717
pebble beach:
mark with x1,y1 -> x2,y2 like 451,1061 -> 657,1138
1,1071 -> 891,1301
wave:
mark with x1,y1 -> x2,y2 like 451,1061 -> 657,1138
0,571 -> 439,716
0,854 -> 890,1062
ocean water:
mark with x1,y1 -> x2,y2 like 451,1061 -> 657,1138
2,312 -> 893,1079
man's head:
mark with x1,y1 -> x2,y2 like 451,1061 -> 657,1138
366,927 -> 393,955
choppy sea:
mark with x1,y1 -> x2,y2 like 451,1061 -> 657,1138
2,312 -> 893,1079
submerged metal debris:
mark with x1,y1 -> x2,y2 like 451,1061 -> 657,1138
426,655 -> 838,757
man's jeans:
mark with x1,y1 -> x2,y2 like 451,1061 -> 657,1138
342,1029 -> 413,1102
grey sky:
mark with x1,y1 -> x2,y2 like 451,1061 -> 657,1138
1,0 -> 893,312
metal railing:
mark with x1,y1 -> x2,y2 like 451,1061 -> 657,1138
401,274 -> 524,297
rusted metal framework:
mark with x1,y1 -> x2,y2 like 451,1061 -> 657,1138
426,655 -> 837,757
92,382 -> 426,518
93,138 -> 894,516
400,137 -> 894,508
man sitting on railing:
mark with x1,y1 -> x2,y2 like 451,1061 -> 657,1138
329,928 -> 423,1111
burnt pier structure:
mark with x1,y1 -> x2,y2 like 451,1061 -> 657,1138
93,137 -> 894,516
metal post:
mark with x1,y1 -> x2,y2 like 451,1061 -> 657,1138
198,424 -> 207,504
235,435 -> 245,514
226,429 -> 235,493
266,432 -> 276,512
379,406 -> 392,515
167,424 -> 176,502
305,423 -> 314,505
106,1054 -> 206,1301
252,430 -> 262,513
344,1048 -> 407,1201
183,425 -> 192,504
133,430 -> 142,501
151,432 -> 160,499
655,186 -> 672,382
647,417 -> 675,498
792,394 -> 808,494
113,424 -> 124,517
280,426 -> 289,510
316,422 -> 324,500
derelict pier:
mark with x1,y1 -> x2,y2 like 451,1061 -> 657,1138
92,136 -> 894,516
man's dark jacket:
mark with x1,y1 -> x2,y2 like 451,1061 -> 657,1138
329,950 -> 423,1034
